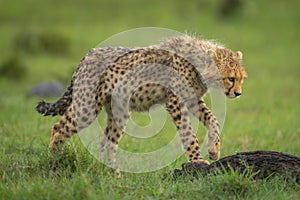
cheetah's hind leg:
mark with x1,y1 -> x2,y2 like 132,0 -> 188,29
100,102 -> 128,177
49,84 -> 105,155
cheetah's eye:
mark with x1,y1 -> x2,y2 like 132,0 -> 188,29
228,77 -> 235,82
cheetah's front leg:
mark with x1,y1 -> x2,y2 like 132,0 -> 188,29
188,98 -> 220,161
166,94 -> 209,165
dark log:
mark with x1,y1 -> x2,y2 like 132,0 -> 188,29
173,151 -> 300,183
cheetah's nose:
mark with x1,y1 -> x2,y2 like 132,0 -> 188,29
234,92 -> 241,97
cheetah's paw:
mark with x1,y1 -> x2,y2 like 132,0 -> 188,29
208,141 -> 220,161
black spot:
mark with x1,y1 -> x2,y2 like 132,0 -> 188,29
72,121 -> 78,127
72,129 -> 77,134
53,125 -> 59,131
184,131 -> 191,137
81,117 -> 88,122
189,103 -> 195,108
59,119 -> 66,126
174,114 -> 181,121
83,108 -> 88,114
179,103 -> 184,108
182,111 -> 189,116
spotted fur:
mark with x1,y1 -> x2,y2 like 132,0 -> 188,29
36,35 -> 247,173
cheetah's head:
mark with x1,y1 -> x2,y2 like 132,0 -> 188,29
213,48 -> 247,99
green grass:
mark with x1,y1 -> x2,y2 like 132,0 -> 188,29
0,0 -> 300,199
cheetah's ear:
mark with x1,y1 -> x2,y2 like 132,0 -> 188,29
236,51 -> 243,60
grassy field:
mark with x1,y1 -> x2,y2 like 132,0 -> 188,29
0,0 -> 299,199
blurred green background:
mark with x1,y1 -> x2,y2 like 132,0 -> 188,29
1,0 -> 299,156
0,0 -> 299,199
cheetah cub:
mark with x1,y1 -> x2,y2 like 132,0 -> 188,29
37,35 -> 247,173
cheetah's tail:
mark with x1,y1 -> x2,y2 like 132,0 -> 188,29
36,85 -> 72,116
